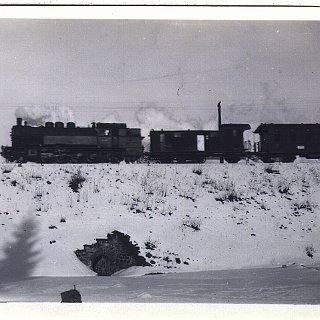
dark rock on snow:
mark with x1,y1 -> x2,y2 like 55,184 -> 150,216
61,286 -> 82,303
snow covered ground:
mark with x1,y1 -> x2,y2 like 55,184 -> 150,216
0,159 -> 320,302
0,266 -> 320,303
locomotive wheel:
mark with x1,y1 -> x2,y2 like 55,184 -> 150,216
146,159 -> 161,164
86,154 -> 97,163
70,157 -> 79,164
261,157 -> 274,163
18,156 -> 27,163
41,157 -> 53,164
281,156 -> 295,163
78,157 -> 88,164
56,156 -> 67,164
125,157 -> 136,163
109,156 -> 121,164
225,157 -> 241,164
136,155 -> 150,164
86,156 -> 93,163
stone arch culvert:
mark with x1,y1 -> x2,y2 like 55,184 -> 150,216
75,231 -> 150,276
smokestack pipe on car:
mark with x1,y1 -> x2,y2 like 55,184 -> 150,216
217,101 -> 222,130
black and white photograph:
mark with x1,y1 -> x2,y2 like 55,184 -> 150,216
0,5 -> 320,315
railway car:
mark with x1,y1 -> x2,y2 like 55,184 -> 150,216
1,118 -> 143,163
254,123 -> 320,162
149,125 -> 250,163
149,102 -> 251,163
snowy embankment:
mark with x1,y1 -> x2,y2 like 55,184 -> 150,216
0,159 -> 320,277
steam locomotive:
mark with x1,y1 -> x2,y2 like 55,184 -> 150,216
1,118 -> 143,163
2,103 -> 320,164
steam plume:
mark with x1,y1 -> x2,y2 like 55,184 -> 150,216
133,104 -> 216,151
15,106 -> 74,126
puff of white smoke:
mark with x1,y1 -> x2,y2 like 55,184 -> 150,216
135,107 -> 196,136
134,106 -> 217,151
15,106 -> 74,126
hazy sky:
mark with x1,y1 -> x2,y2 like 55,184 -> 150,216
1,19 -> 320,145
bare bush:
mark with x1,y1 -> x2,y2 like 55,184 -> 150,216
144,237 -> 157,250
121,194 -> 131,206
248,175 -> 267,194
2,163 -> 15,174
182,217 -> 202,231
306,245 -> 315,258
67,194 -> 74,208
309,166 -> 320,184
292,199 -> 315,212
158,203 -> 175,216
192,165 -> 203,176
69,169 -> 86,193
264,164 -> 279,174
34,185 -> 44,198
139,169 -> 168,197
30,171 -> 42,180
215,180 -> 243,202
35,202 -> 50,213
277,178 -> 291,194
216,190 -> 243,202
258,201 -> 268,211
201,177 -> 222,191
93,179 -> 100,193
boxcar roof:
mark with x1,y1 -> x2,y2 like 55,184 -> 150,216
220,124 -> 251,130
150,123 -> 250,133
254,123 -> 320,133
150,129 -> 219,133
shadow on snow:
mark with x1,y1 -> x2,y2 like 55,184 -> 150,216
0,216 -> 41,284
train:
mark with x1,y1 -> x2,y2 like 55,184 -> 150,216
2,102 -> 320,164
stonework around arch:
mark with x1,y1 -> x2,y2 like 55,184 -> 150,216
75,231 -> 150,276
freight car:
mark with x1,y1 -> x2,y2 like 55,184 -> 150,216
149,125 -> 250,163
253,123 -> 320,162
148,102 -> 251,163
1,118 -> 143,163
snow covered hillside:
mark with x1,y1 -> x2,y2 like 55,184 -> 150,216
0,160 -> 320,277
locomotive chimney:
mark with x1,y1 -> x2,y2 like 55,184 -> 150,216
217,101 -> 222,130
16,118 -> 22,126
